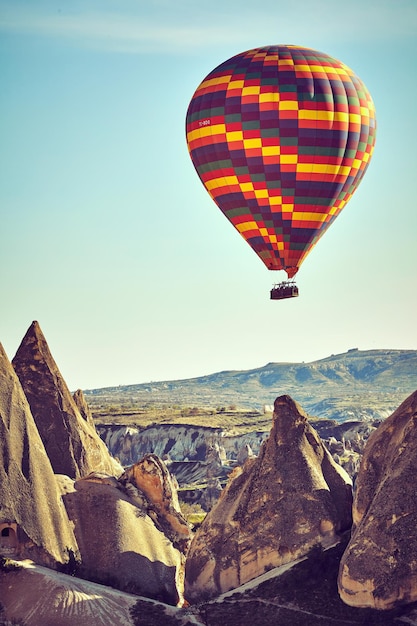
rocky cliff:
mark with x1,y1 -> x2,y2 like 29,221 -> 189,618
98,423 -> 268,465
98,418 -> 371,482
0,343 -> 78,567
12,321 -> 122,479
338,389 -> 417,610
185,395 -> 353,601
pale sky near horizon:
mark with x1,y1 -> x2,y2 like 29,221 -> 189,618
1,0 -> 417,390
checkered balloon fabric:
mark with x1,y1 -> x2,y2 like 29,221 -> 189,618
186,45 -> 376,278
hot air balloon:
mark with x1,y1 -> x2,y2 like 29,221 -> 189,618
185,45 -> 376,299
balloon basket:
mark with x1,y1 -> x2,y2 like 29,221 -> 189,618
270,281 -> 299,300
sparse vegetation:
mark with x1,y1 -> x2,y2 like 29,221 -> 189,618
0,557 -> 21,572
130,599 -> 194,626
57,547 -> 81,576
187,539 -> 417,625
84,350 -> 417,429
179,502 -> 207,528
93,402 -> 270,435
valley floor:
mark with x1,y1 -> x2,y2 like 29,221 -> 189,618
2,543 -> 417,626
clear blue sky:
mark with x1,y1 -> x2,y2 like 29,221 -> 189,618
1,0 -> 416,390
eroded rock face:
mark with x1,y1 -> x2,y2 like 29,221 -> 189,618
120,454 -> 192,554
98,420 -> 369,485
185,395 -> 353,601
338,389 -> 417,610
0,343 -> 78,567
98,423 -> 268,466
0,561 -> 139,626
72,389 -> 95,428
12,321 -> 121,479
58,456 -> 191,605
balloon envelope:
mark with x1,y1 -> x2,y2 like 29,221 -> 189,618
186,45 -> 376,278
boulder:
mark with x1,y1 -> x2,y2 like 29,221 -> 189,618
338,389 -> 417,610
185,395 -> 353,601
0,343 -> 78,567
12,321 -> 121,479
58,455 -> 191,605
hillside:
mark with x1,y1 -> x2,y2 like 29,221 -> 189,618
84,349 -> 417,425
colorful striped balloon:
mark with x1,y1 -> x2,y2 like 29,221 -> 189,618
186,45 -> 376,278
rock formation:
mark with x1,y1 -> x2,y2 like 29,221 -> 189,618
98,420 -> 372,486
0,343 -> 78,567
185,395 -> 353,601
73,388 -> 96,428
200,477 -> 223,512
97,422 -> 268,467
2,322 -> 192,603
58,455 -> 192,605
338,389 -> 417,610
120,454 -> 192,554
236,443 -> 255,466
0,560 -> 140,626
12,321 -> 121,479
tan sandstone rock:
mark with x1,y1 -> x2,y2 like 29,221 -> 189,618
12,321 -> 122,479
338,389 -> 417,610
185,395 -> 353,601
73,388 -> 96,428
120,454 -> 192,554
0,560 -> 139,626
0,343 -> 78,567
58,456 -> 191,605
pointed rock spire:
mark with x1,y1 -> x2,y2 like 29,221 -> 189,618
185,395 -> 353,601
12,321 -> 121,479
0,342 -> 78,566
73,389 -> 95,427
